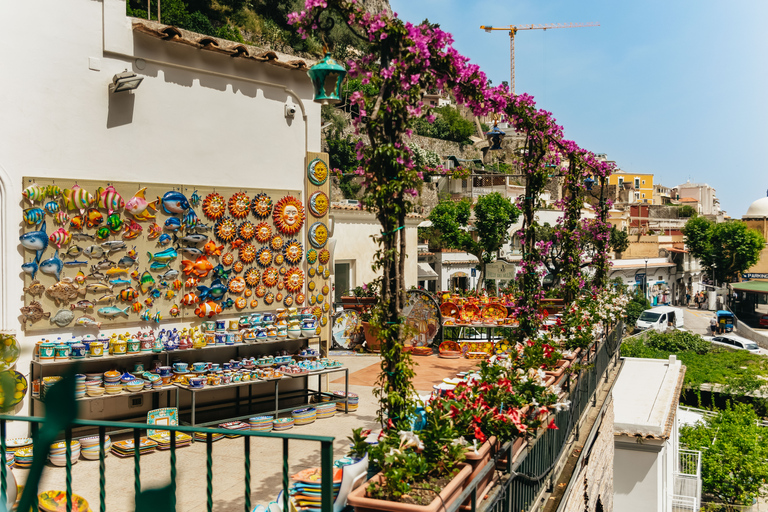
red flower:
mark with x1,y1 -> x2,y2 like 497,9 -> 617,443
547,419 -> 558,430
473,425 -> 486,443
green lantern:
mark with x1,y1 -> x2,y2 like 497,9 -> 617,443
307,53 -> 347,105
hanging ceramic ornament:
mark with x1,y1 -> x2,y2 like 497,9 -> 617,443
308,222 -> 328,248
308,191 -> 329,217
256,247 -> 273,267
215,217 -> 237,243
262,267 -> 278,287
244,268 -> 260,287
228,192 -> 250,219
306,249 -> 318,265
270,234 -> 284,252
202,192 -> 226,220
284,240 -> 303,264
251,193 -> 273,218
318,249 -> 331,265
284,268 -> 304,293
254,222 -> 272,243
307,158 -> 329,186
239,244 -> 256,264
273,196 -> 304,236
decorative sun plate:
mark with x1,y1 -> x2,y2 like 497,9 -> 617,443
0,370 -> 27,407
308,191 -> 329,217
284,268 -> 305,293
244,268 -> 260,287
308,267 -> 316,278
221,252 -> 234,266
262,267 -> 279,287
279,266 -> 287,275
270,234 -> 284,251
284,239 -> 303,264
308,222 -> 328,248
317,265 -> 324,275
306,248 -> 318,265
273,196 -> 305,235
264,292 -> 274,305
311,306 -> 322,319
307,158 -> 329,186
250,299 -> 258,308
228,192 -> 251,219
320,315 -> 328,327
238,221 -> 255,242
235,297 -> 247,309
295,293 -> 305,304
215,217 -> 237,243
254,222 -> 272,243
309,295 -> 316,305
284,295 -> 293,307
318,249 -> 330,265
202,192 -> 226,220
256,247 -> 273,267
233,261 -> 244,273
274,254 -> 284,265
275,292 -> 283,302
251,193 -> 273,218
239,244 -> 256,264
228,277 -> 246,294
255,285 -> 267,298
308,281 -> 316,292
277,281 -> 284,290
244,288 -> 252,297
323,268 -> 331,279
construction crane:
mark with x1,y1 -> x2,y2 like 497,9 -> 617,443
480,22 -> 599,95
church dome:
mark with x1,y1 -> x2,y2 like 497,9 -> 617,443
744,195 -> 768,219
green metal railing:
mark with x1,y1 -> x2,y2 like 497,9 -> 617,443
0,415 -> 335,512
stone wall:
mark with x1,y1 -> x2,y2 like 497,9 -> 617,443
561,398 -> 615,512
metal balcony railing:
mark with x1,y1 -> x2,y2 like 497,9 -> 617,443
673,449 -> 702,512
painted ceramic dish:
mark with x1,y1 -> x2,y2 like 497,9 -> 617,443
38,491 -> 90,512
274,254 -> 284,266
238,221 -> 255,241
308,191 -> 329,217
0,332 -> 20,371
295,293 -> 305,304
323,268 -> 330,279
6,437 -> 32,449
440,302 -> 459,319
254,222 -> 272,243
202,192 -> 226,220
270,234 -> 284,252
308,281 -> 316,292
244,268 -> 260,287
264,292 -> 275,305
279,267 -> 287,276
222,252 -> 234,266
332,309 -> 359,349
233,261 -> 244,273
284,296 -> 293,307
284,240 -> 303,264
256,247 -> 273,267
275,292 -> 283,303
273,196 -> 305,236
228,277 -> 246,294
318,249 -> 330,265
235,297 -> 247,309
251,193 -> 273,218
0,371 -> 27,407
306,249 -> 318,265
284,268 -> 304,293
262,267 -> 279,287
239,244 -> 256,264
308,267 -> 316,278
307,158 -> 329,186
459,304 -> 481,323
244,289 -> 252,297
255,285 -> 267,298
228,192 -> 250,219
481,304 -> 508,322
320,315 -> 328,327
311,306 -> 322,319
215,217 -> 237,243
308,222 -> 328,248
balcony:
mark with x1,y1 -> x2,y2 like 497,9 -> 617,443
672,449 -> 702,511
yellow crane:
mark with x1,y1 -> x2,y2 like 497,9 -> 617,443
480,22 -> 600,95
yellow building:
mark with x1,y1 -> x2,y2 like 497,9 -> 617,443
607,170 -> 654,204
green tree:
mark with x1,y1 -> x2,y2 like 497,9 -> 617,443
680,402 -> 768,510
624,289 -> 650,327
610,226 -> 629,254
428,193 -> 520,291
684,218 -> 765,283
413,105 -> 475,144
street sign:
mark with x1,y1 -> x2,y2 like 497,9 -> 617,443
486,261 -> 516,280
471,268 -> 477,277
635,273 -> 645,283
742,273 -> 768,279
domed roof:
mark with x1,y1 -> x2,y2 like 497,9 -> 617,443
744,195 -> 768,219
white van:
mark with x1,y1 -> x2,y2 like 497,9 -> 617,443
635,306 -> 685,333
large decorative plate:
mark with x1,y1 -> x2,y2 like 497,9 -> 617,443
308,222 -> 328,249
0,371 -> 27,408
439,302 -> 459,319
37,490 -> 90,512
273,196 -> 305,235
402,290 -> 441,348
251,193 -> 273,218
480,304 -> 508,322
0,332 -> 20,371
284,240 -> 303,264
308,191 -> 329,218
307,158 -> 329,186
459,304 -> 480,323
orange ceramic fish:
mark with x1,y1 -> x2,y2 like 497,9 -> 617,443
85,208 -> 104,229
181,292 -> 199,306
181,255 -> 214,278
132,302 -> 143,313
194,301 -> 222,318
172,279 -> 182,290
184,277 -> 199,288
203,240 -> 224,256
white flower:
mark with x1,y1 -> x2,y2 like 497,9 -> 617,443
398,430 -> 424,451
451,436 -> 469,447
554,400 -> 571,412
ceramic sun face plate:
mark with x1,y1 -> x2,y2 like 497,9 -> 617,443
228,192 -> 250,219
284,268 -> 304,293
306,249 -> 318,265
284,240 -> 303,264
318,249 -> 330,265
308,222 -> 328,249
307,159 -> 329,186
202,192 -> 226,220
251,193 -> 273,218
215,217 -> 237,243
238,221 -> 255,241
254,222 -> 272,243
308,191 -> 329,217
273,196 -> 305,236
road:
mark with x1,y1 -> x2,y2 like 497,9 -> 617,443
683,306 -> 713,336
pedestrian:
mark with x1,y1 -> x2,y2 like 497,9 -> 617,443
686,291 -> 691,307
718,316 -> 726,334
710,317 -> 717,334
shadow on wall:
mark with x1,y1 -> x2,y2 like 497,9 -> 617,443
107,91 -> 136,128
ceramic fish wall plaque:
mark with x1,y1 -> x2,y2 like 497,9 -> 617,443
19,220 -> 48,263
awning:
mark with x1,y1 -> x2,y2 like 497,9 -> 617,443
418,262 -> 438,280
731,281 -> 768,294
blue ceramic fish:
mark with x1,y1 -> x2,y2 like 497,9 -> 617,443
109,278 -> 131,286
189,190 -> 201,207
159,191 -> 190,215
182,210 -> 201,230
150,261 -> 170,272
21,261 -> 39,280
181,246 -> 204,258
149,288 -> 161,299
44,201 -> 60,216
39,249 -> 64,281
157,234 -> 172,246
141,310 -> 152,322
164,217 -> 183,232
19,220 -> 48,263
63,260 -> 88,266
159,269 -> 179,281
97,305 -> 130,317
197,278 -> 227,302
220,298 -> 235,310
147,247 -> 178,264
212,264 -> 231,281
117,255 -> 137,268
23,208 -> 46,226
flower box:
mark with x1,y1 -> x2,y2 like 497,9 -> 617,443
461,436 -> 499,510
347,464 -> 472,512
340,296 -> 378,313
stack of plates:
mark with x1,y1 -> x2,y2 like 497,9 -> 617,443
124,379 -> 144,393
7,437 -> 32,451
103,371 -> 121,383
74,374 -> 86,399
41,376 -> 62,401
49,440 -> 81,466
249,416 -> 274,432
103,371 -> 122,395
110,437 -> 158,458
290,467 -> 343,510
315,402 -> 336,420
273,417 -> 294,431
193,431 -> 225,442
148,431 -> 193,450
218,421 -> 250,438
79,435 -> 111,460
85,372 -> 103,382
291,407 -> 316,426
333,391 -> 359,412
4,451 -> 13,467
13,447 -> 33,469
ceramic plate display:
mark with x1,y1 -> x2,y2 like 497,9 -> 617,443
308,222 -> 328,249
273,196 -> 305,236
284,240 -> 303,264
332,310 -> 359,349
0,371 -> 27,408
318,249 -> 330,265
6,437 -> 32,449
0,332 -> 20,371
37,490 -> 90,512
292,466 -> 342,484
254,222 -> 272,243
308,191 -> 329,217
251,193 -> 273,218
401,290 -> 441,348
202,192 -> 226,220
306,249 -> 318,265
307,158 -> 329,186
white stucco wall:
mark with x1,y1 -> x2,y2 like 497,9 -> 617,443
0,0 -> 321,433
614,444 -> 662,511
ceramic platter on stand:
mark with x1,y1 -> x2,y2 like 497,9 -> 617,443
402,290 -> 441,348
332,310 -> 359,349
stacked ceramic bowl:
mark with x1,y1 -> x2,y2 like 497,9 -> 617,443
332,391 -> 359,412
86,384 -> 105,397
49,440 -> 80,466
41,376 -> 62,401
124,379 -> 144,393
4,451 -> 13,467
103,371 -> 122,395
273,417 -> 294,431
249,416 -> 274,432
80,435 -> 111,460
74,374 -> 86,399
13,447 -> 33,469
292,407 -> 316,426
6,438 -> 31,468
315,402 -> 336,420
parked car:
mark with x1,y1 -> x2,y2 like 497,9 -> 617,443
635,306 -> 685,333
710,334 -> 760,354
758,315 -> 768,328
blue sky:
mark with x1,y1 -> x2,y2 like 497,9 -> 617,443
388,0 -> 768,217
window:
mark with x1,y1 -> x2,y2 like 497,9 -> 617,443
642,180 -> 645,184
334,261 -> 354,297
634,178 -> 640,188
642,193 -> 645,198
618,177 -> 624,186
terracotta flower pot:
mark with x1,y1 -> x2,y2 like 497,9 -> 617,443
362,321 -> 381,353
340,296 -> 378,313
347,464 -> 472,512
461,437 -> 499,510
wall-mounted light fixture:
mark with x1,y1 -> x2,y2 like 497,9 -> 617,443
109,71 -> 143,93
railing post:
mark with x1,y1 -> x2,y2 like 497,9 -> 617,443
206,433 -> 213,512
133,428 -> 142,507
0,419 -> 6,509
282,438 -> 290,512
321,440 -> 334,512
99,426 -> 106,512
170,428 -> 177,511
66,427 -> 73,512
244,436 -> 251,512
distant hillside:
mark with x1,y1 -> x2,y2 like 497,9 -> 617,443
127,0 -> 391,59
